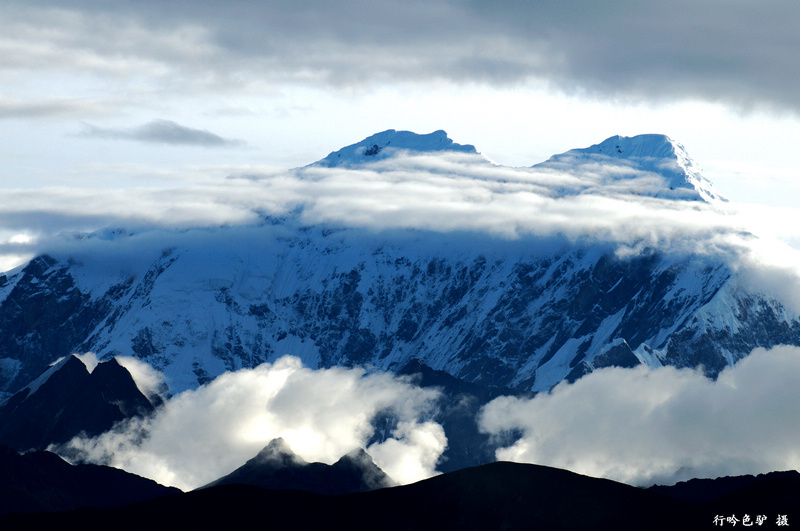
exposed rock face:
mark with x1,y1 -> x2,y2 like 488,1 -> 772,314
0,355 -> 157,451
0,224 -> 798,397
0,255 -> 121,393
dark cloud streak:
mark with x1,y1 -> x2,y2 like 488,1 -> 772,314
80,120 -> 245,147
0,94 -> 110,120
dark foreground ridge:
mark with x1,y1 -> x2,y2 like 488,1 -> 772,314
0,355 -> 158,452
4,460 -> 799,530
0,446 -> 179,515
201,437 -> 395,494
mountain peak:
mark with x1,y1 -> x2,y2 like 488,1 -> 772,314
203,438 -> 393,494
252,437 -> 306,467
0,355 -> 156,452
536,134 -> 726,203
311,129 -> 478,168
583,134 -> 678,159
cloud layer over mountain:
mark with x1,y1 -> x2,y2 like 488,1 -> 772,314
4,147 -> 799,311
3,0 -> 798,242
480,345 -> 800,486
0,150 -> 762,246
57,356 -> 444,490
56,347 -> 800,491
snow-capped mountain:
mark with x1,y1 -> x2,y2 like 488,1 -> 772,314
312,129 -> 478,167
0,131 -> 797,397
534,134 -> 725,202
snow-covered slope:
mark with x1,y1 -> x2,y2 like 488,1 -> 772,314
0,131 -> 795,397
535,134 -> 725,202
312,129 -> 478,167
0,223 -> 795,396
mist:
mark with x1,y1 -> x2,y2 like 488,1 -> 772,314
479,345 -> 800,486
57,356 -> 445,490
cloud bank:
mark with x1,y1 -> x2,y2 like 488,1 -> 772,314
0,148 -> 800,301
0,97 -> 105,119
479,345 -> 800,487
3,1 -> 800,111
0,152 -> 750,243
4,149 -> 800,308
56,356 -> 445,490
58,346 -> 800,490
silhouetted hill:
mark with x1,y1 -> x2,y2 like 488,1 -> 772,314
4,457 -> 800,529
0,446 -> 179,515
649,470 -> 800,503
0,355 -> 157,452
0,461 -> 694,530
201,437 -> 394,494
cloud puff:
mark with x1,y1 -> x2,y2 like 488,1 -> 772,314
368,420 -> 447,485
56,356 -> 444,490
479,345 -> 800,486
80,120 -> 245,147
116,355 -> 169,403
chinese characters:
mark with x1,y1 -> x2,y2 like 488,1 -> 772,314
713,514 -> 788,527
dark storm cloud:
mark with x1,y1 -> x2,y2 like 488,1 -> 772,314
5,0 -> 800,110
0,99 -> 100,119
462,0 -> 800,109
80,120 -> 244,147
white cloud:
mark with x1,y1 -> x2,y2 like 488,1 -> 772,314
479,345 -> 800,486
56,356 -> 444,490
3,149 -> 800,309
116,355 -> 168,403
368,420 -> 447,485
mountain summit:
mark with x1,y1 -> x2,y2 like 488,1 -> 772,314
311,129 -> 478,167
312,130 -> 723,203
0,355 -> 157,451
202,438 -> 394,494
535,134 -> 725,202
